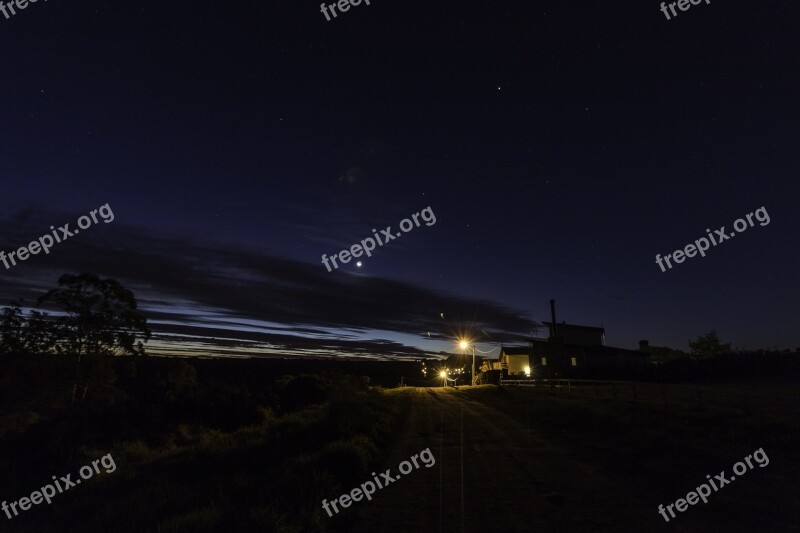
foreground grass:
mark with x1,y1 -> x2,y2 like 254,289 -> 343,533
0,354 -> 408,532
456,383 -> 800,530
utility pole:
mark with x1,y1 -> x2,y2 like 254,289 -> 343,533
471,345 -> 476,386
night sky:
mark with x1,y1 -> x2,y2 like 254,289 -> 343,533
1,0 -> 798,359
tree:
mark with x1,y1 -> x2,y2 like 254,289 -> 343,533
0,301 -> 26,355
23,309 -> 55,354
688,330 -> 731,358
38,273 -> 151,403
39,273 -> 151,357
647,345 -> 690,363
0,300 -> 55,355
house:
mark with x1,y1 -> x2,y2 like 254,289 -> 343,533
495,346 -> 531,376
483,300 -> 650,380
542,322 -> 605,346
479,356 -> 499,373
525,338 -> 649,379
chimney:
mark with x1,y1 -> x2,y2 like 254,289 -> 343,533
549,299 -> 557,340
638,340 -> 650,353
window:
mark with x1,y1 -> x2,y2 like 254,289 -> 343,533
541,357 -> 547,366
571,357 -> 577,367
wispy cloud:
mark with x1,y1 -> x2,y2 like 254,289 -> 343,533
0,207 -> 533,359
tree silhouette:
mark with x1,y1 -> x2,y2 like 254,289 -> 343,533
39,273 -> 150,357
38,273 -> 151,403
24,309 -> 55,354
688,330 -> 732,358
0,300 -> 56,355
0,301 -> 26,355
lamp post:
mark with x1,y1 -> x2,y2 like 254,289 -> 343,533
459,340 -> 475,386
439,370 -> 447,388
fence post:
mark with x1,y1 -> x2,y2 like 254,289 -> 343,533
631,383 -> 637,399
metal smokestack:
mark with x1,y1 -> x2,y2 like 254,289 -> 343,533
550,299 -> 557,340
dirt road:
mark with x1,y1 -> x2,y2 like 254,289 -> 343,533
350,387 -> 656,532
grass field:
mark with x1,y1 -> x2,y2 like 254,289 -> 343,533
0,354 -> 410,532
2,351 -> 797,531
454,382 -> 799,530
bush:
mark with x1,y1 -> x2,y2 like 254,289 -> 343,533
317,435 -> 377,485
276,374 -> 330,412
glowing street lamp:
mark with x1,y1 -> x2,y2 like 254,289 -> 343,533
439,369 -> 447,388
458,338 -> 476,386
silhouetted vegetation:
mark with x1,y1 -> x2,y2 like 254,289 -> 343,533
0,302 -> 55,355
1,273 -> 151,404
646,344 -> 690,363
0,274 -> 410,531
657,349 -> 800,382
688,329 -> 732,358
38,273 -> 150,357
1,274 -> 150,359
0,354 -> 406,532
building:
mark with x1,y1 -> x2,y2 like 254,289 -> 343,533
542,322 -> 605,346
525,337 -> 649,379
482,300 -> 649,380
492,346 -> 531,376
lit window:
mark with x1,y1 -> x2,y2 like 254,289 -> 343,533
541,357 -> 547,366
571,357 -> 577,366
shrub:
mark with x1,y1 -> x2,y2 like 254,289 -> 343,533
276,374 -> 330,412
317,435 -> 377,485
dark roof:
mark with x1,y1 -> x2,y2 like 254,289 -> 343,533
527,339 -> 550,348
542,322 -> 605,334
500,346 -> 529,357
527,340 -> 647,358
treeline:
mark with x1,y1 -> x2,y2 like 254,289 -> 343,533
656,350 -> 800,382
647,330 -> 800,381
0,273 -> 150,357
1,272 -> 151,403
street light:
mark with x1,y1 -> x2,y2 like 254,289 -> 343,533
439,369 -> 447,388
458,339 -> 476,386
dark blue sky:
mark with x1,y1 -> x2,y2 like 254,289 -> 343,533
1,0 -> 798,358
